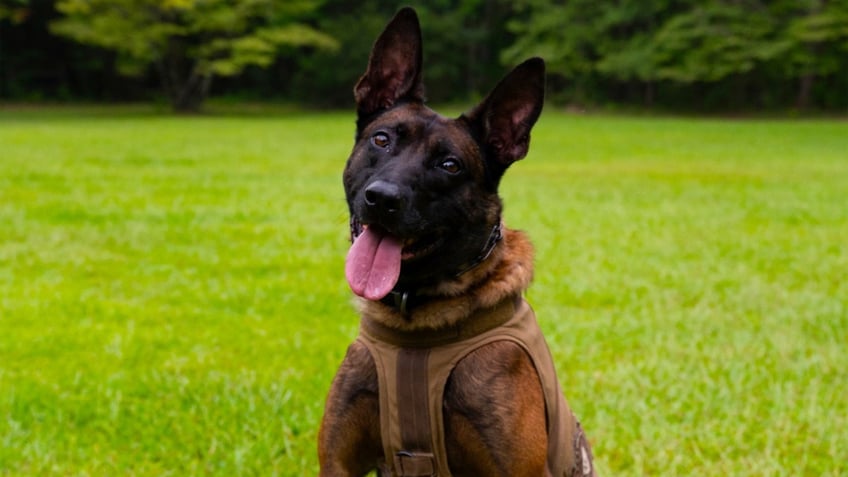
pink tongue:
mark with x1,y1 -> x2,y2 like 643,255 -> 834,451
345,226 -> 403,300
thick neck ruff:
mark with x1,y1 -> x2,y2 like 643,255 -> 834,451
379,221 -> 503,314
355,227 -> 534,331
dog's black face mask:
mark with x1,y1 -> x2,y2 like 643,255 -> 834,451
343,8 -> 545,300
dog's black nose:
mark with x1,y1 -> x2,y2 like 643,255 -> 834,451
364,180 -> 402,213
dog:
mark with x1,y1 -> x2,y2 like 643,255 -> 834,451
318,8 -> 596,477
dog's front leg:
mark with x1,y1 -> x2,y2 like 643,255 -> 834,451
318,341 -> 383,476
444,341 -> 549,476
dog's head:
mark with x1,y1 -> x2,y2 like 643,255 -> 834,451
344,7 -> 545,301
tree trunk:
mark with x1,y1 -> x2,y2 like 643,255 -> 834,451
795,73 -> 814,110
796,1 -> 823,111
172,71 -> 211,113
644,81 -> 655,107
156,37 -> 211,113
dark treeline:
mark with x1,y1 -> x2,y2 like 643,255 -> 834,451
1,0 -> 847,112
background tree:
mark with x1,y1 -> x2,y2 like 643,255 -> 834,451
503,0 -> 848,110
502,0 -> 605,105
0,0 -> 28,21
779,0 -> 848,109
285,0 -> 515,107
2,0 -> 847,111
49,0 -> 337,111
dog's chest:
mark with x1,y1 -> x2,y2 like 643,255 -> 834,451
356,298 -> 590,476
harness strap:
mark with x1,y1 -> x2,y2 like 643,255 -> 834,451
361,295 -> 521,348
394,348 -> 436,476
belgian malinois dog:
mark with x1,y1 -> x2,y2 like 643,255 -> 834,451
319,7 -> 596,477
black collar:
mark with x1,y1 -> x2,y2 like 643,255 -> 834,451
380,289 -> 416,315
379,221 -> 503,315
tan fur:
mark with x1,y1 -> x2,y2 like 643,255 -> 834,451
354,226 -> 534,331
444,341 -> 548,475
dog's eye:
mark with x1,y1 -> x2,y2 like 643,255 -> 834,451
371,132 -> 390,148
439,158 -> 462,174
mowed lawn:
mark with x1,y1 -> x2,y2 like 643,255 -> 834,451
1,106 -> 846,476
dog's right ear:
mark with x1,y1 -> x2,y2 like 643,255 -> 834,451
354,7 -> 424,118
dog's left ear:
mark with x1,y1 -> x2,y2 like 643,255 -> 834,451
465,58 -> 545,168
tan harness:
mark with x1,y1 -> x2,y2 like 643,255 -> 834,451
357,295 -> 595,477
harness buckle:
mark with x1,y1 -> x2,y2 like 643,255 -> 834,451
394,451 -> 436,476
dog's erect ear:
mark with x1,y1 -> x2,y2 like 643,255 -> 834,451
465,58 -> 545,168
354,7 -> 424,117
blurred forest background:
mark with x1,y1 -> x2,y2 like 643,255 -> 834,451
1,0 -> 847,113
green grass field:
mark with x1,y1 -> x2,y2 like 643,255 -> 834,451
1,106 -> 846,476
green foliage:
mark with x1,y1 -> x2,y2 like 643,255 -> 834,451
782,1 -> 848,75
0,0 -> 30,23
651,3 -> 779,82
285,0 -> 393,106
3,1 -> 848,109
49,0 -> 337,110
504,0 -> 600,79
1,107 -> 847,474
286,0 -> 517,106
504,0 -> 848,108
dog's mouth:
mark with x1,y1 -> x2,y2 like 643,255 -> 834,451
350,220 -> 443,261
401,232 -> 443,261
346,220 -> 443,300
